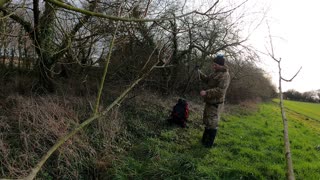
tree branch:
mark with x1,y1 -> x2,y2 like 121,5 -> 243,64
94,14 -> 120,115
45,0 -> 197,22
281,66 -> 302,82
0,7 -> 35,41
0,0 -> 10,7
213,39 -> 247,54
267,21 -> 275,57
143,0 -> 152,17
197,0 -> 220,15
52,0 -> 98,61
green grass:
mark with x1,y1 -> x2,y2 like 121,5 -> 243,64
106,101 -> 320,179
273,99 -> 320,121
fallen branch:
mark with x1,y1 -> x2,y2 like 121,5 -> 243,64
94,7 -> 122,115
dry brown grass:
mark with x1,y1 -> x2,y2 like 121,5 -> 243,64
0,94 -> 124,179
130,89 -> 201,110
0,76 -> 209,179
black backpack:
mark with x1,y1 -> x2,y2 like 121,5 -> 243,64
167,99 -> 189,128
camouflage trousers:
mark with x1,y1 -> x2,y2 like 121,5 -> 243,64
203,103 -> 223,129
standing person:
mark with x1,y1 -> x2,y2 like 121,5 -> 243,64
198,54 -> 230,148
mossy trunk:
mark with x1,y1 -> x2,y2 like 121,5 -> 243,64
34,56 -> 55,93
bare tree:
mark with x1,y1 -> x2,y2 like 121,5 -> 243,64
267,23 -> 301,180
0,0 -> 99,92
142,1 -> 253,94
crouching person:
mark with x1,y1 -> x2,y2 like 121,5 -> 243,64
198,54 -> 230,148
167,99 -> 189,128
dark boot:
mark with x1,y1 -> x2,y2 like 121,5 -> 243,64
201,128 -> 210,145
204,129 -> 217,148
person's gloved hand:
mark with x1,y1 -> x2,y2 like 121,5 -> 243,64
200,90 -> 206,97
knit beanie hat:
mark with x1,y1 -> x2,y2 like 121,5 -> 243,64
213,54 -> 225,66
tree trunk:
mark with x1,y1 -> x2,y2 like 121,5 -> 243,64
3,45 -> 7,65
34,56 -> 55,93
23,40 -> 29,70
18,28 -> 23,70
0,50 -> 2,66
278,61 -> 295,180
169,17 -> 180,91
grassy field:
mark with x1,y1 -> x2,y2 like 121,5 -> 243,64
279,99 -> 320,121
106,100 -> 320,179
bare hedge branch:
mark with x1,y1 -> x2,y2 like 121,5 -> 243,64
45,0 -> 197,22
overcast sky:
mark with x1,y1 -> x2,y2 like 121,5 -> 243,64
246,0 -> 320,92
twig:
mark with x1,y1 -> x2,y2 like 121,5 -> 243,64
197,0 -> 220,15
281,67 -> 302,82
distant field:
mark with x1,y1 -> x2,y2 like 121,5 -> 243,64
273,99 -> 320,121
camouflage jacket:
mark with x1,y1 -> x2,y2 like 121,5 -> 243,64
199,65 -> 230,104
